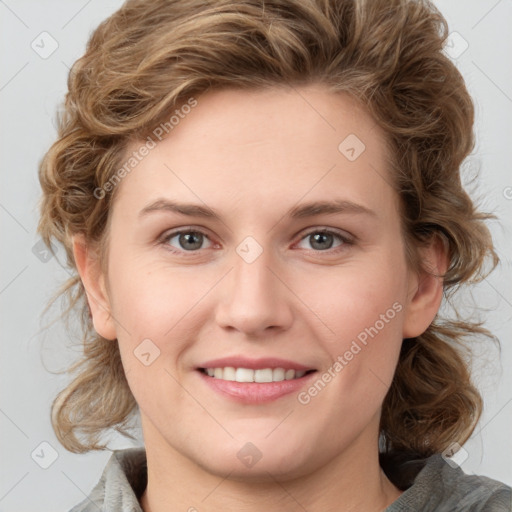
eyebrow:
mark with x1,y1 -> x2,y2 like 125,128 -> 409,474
138,198 -> 377,220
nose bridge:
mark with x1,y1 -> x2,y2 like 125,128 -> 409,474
214,238 -> 293,335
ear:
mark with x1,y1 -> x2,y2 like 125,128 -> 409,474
402,236 -> 449,339
72,234 -> 117,340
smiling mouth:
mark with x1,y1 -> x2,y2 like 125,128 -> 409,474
198,367 -> 317,383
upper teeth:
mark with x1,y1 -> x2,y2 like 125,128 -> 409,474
203,367 -> 307,382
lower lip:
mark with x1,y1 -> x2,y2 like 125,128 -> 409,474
197,370 -> 317,404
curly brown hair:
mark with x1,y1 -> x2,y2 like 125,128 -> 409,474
37,0 -> 498,475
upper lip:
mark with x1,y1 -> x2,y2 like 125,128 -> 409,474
197,356 -> 315,371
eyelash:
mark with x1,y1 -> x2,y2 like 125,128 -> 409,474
158,226 -> 354,257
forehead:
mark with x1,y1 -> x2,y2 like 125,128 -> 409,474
112,85 -> 397,223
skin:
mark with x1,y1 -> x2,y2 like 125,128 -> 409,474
73,84 -> 446,512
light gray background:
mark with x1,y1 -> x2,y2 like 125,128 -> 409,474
1,1 -> 511,510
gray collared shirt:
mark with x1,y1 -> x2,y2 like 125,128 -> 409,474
69,447 -> 511,511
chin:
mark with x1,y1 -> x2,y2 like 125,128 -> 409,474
188,436 -> 319,483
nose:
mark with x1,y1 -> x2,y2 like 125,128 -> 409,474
214,245 -> 294,337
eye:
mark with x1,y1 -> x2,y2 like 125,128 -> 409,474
296,229 -> 352,252
160,228 -> 213,253
158,227 -> 353,256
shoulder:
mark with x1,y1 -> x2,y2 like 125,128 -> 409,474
385,454 -> 512,512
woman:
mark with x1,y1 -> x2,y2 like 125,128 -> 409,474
37,0 -> 511,510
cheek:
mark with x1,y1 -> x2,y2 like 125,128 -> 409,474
108,255 -> 204,335
297,253 -> 407,341
106,257 -> 225,390
106,260 -> 200,415
296,254 -> 406,401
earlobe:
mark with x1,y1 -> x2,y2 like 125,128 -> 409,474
72,234 -> 117,340
402,237 -> 449,339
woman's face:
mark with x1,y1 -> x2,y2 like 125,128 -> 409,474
84,85 -> 436,480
